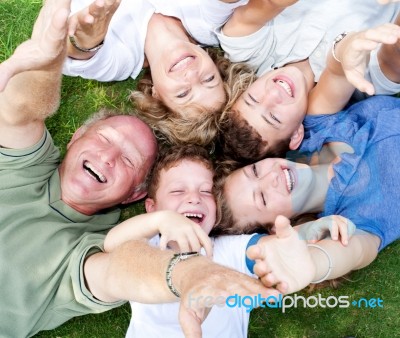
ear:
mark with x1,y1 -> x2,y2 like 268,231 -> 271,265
151,86 -> 160,99
67,126 -> 85,149
144,198 -> 157,213
289,124 -> 304,150
121,189 -> 148,205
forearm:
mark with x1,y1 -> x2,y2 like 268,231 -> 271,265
0,68 -> 62,125
0,66 -> 62,148
223,0 -> 298,37
0,0 -> 69,148
85,239 -> 215,303
310,231 -> 380,282
307,51 -> 354,116
104,213 -> 161,252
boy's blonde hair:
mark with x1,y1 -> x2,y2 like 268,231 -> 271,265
147,144 -> 214,200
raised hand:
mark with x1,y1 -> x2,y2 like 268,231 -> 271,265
337,23 -> 400,95
68,0 -> 120,57
157,211 -> 213,257
0,0 -> 70,91
296,215 -> 356,246
247,215 -> 316,294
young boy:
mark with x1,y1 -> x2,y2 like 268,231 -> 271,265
104,144 -> 354,337
104,144 -> 258,338
218,11 -> 400,162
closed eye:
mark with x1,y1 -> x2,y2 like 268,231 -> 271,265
252,163 -> 258,178
261,192 -> 266,206
122,155 -> 134,168
249,93 -> 259,103
177,89 -> 190,98
98,133 -> 111,144
203,75 -> 215,83
270,112 -> 281,124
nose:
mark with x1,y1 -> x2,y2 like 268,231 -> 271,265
260,169 -> 279,189
263,82 -> 284,105
99,147 -> 119,167
185,67 -> 200,83
186,191 -> 201,205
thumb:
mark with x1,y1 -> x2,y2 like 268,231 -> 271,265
179,303 -> 204,338
274,215 -> 293,239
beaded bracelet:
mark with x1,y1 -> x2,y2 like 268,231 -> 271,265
69,35 -> 104,53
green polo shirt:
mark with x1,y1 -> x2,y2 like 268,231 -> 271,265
0,130 -> 124,337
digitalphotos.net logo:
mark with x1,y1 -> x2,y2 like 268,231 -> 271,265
188,293 -> 384,313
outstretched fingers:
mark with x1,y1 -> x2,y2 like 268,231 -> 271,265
68,0 -> 121,49
0,0 -> 70,91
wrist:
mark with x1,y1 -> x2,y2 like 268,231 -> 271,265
69,35 -> 104,53
331,31 -> 349,63
166,252 -> 203,297
307,244 -> 333,284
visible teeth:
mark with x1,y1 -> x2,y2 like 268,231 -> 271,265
83,161 -> 107,183
170,56 -> 194,72
183,213 -> 203,219
283,169 -> 294,192
276,79 -> 293,97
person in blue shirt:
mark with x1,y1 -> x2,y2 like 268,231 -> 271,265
215,95 -> 400,292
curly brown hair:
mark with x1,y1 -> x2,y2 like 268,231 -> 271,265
147,144 -> 214,200
130,48 -> 232,148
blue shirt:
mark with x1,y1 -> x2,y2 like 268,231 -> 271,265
299,96 -> 400,250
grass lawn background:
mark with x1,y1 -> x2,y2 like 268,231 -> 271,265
1,1 -> 399,337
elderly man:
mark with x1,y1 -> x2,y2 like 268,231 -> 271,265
0,1 -> 277,337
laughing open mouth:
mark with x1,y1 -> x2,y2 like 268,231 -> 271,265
274,79 -> 293,97
83,161 -> 107,183
170,56 -> 195,72
183,212 -> 204,224
283,168 -> 295,192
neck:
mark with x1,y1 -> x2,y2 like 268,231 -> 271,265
293,164 -> 331,216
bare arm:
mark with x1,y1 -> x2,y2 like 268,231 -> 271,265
104,210 -> 213,256
85,240 -> 281,337
223,0 -> 298,37
0,0 -> 70,149
308,23 -> 400,116
248,216 -> 380,294
67,0 -> 120,60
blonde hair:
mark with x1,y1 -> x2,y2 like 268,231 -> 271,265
130,48 -> 232,148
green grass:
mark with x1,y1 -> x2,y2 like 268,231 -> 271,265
1,1 -> 400,337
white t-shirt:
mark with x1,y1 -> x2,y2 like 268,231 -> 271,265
126,234 -> 256,338
63,0 -> 248,81
216,0 -> 400,82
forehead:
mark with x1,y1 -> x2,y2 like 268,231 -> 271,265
159,160 -> 213,186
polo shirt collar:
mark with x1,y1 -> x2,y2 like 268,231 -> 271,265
48,169 -> 120,225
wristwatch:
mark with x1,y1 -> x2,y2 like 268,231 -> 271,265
166,251 -> 200,297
